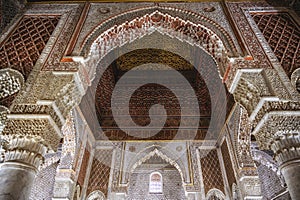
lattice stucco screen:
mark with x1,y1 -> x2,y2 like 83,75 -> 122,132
251,12 -> 300,78
0,15 -> 60,79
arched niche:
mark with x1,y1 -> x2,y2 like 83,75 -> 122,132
126,150 -> 187,200
124,147 -> 188,185
77,9 -> 238,83
149,172 -> 163,194
78,31 -> 231,142
206,188 -> 225,200
86,190 -> 106,200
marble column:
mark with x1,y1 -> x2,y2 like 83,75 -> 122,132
0,162 -> 36,200
0,136 -> 47,200
271,135 -> 300,200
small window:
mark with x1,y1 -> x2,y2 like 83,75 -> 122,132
149,172 -> 163,193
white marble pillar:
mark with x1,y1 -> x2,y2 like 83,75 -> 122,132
0,136 -> 47,200
0,162 -> 36,200
271,135 -> 300,200
281,160 -> 300,200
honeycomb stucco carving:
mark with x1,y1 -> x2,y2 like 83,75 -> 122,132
0,68 -> 24,100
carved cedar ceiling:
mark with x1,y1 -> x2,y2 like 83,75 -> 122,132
251,12 -> 300,78
0,15 -> 60,107
94,49 -> 234,140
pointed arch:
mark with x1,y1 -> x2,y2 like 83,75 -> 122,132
79,9 -> 237,80
86,190 -> 106,200
206,188 -> 225,200
128,148 -> 187,184
81,6 -> 237,57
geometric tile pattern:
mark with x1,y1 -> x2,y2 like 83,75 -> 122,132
29,162 -> 59,200
221,140 -> 236,190
87,149 -> 113,197
256,161 -> 288,199
77,148 -> 90,187
251,13 -> 300,77
200,149 -> 224,194
0,15 -> 60,79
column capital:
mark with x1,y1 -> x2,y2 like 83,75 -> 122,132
1,115 -> 63,169
270,134 -> 300,166
1,135 -> 47,169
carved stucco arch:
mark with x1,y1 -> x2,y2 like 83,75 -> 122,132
77,8 -> 238,82
86,190 -> 106,200
291,68 -> 300,93
206,188 -> 225,200
125,147 -> 188,186
81,6 -> 237,57
76,7 -> 236,142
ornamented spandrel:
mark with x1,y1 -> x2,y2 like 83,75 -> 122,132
0,15 -> 60,79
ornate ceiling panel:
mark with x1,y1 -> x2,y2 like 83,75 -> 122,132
115,49 -> 194,71
95,49 -> 212,140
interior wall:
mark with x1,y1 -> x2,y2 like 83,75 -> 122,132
126,164 -> 186,200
